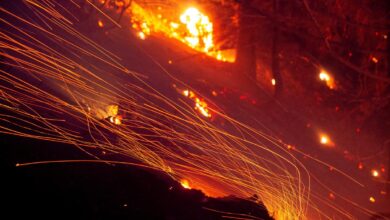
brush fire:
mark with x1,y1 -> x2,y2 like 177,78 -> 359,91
128,2 -> 235,62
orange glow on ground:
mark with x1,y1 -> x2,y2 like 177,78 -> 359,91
181,89 -> 211,118
319,133 -> 335,147
128,3 -> 235,62
180,179 -> 191,189
320,136 -> 329,144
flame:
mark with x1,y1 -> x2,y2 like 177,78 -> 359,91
371,169 -> 379,178
195,97 -> 211,118
181,89 -> 211,118
320,135 -> 329,144
179,7 -> 213,52
109,115 -> 122,125
128,3 -> 234,62
180,179 -> 191,189
138,31 -> 146,40
97,20 -> 104,28
319,133 -> 335,147
319,70 -> 335,89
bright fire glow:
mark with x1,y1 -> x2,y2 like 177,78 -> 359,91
271,78 -> 276,86
320,135 -> 328,144
369,196 -> 375,203
319,70 -> 335,89
371,169 -> 379,178
129,3 -> 235,62
319,133 -> 335,147
98,20 -> 104,28
109,115 -> 122,125
179,7 -> 213,52
181,89 -> 211,118
138,31 -> 146,40
180,179 -> 191,189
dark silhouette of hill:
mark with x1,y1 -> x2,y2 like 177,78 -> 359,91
2,134 -> 273,220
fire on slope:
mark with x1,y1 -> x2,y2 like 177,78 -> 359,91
128,2 -> 235,62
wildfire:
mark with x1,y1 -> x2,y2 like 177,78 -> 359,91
129,3 -> 234,62
182,89 -> 212,118
179,7 -> 213,52
320,135 -> 329,144
138,31 -> 146,40
180,179 -> 191,189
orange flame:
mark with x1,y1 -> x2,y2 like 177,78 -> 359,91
182,89 -> 211,118
179,7 -> 213,52
180,179 -> 191,189
319,70 -> 335,89
129,3 -> 234,62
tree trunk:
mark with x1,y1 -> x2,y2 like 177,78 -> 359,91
235,1 -> 257,81
271,0 -> 282,98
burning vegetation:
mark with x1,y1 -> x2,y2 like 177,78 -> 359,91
116,1 -> 235,62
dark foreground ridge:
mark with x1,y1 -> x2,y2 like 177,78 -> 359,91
2,135 -> 273,220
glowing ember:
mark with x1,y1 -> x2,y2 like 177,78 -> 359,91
128,3 -> 234,62
181,89 -> 211,118
138,31 -> 146,40
371,169 -> 379,178
318,133 -> 335,148
180,179 -> 191,189
357,162 -> 364,170
109,115 -> 122,125
369,196 -> 375,203
183,89 -> 190,97
320,135 -> 329,145
271,78 -> 276,86
98,20 -> 104,28
371,57 -> 378,63
319,70 -> 335,89
195,98 -> 211,118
